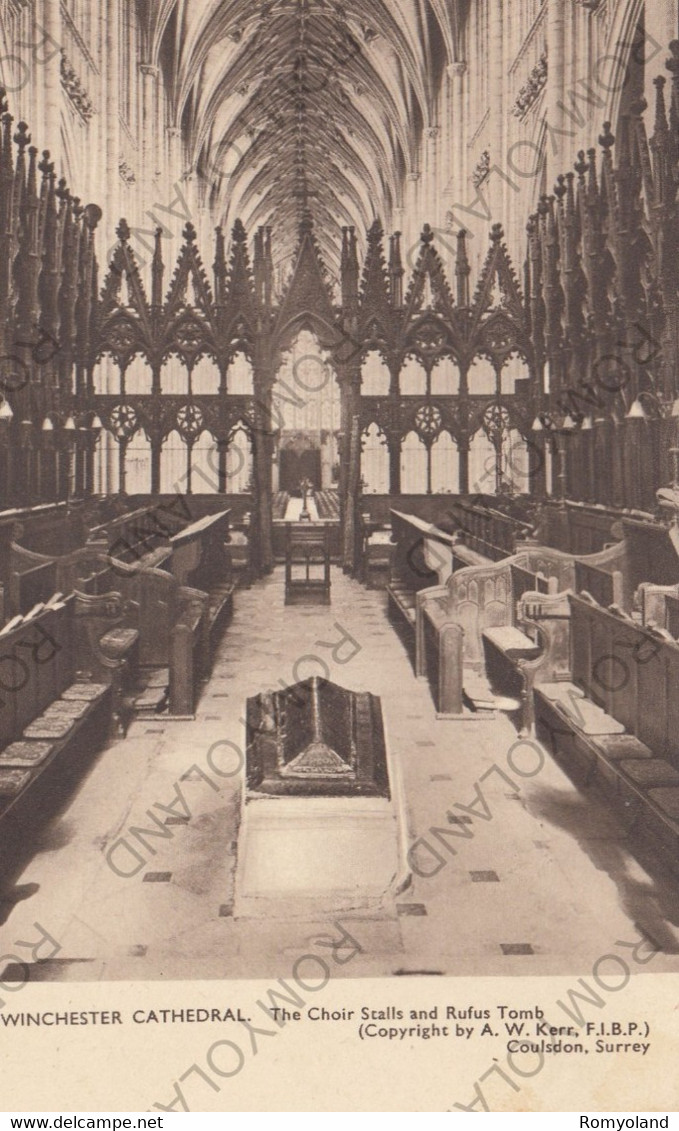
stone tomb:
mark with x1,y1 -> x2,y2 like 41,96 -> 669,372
234,677 -> 404,917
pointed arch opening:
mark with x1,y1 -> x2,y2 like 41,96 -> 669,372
272,327 -> 340,493
361,423 -> 389,494
225,424 -> 253,495
361,350 -> 391,396
227,352 -> 254,395
400,354 -> 428,396
400,429 -> 428,493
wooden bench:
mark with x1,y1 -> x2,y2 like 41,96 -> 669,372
0,597 -> 113,826
67,549 -> 209,720
480,564 -> 555,721
534,592 -> 679,873
168,509 -> 235,656
637,582 -> 679,638
89,502 -> 188,563
285,523 -> 331,605
0,506 -> 83,624
574,557 -> 626,611
0,498 -> 194,625
416,538 -> 628,720
387,510 -> 455,651
358,514 -> 393,590
445,498 -> 535,562
2,501 -> 89,558
419,555 -> 559,718
6,543 -> 58,620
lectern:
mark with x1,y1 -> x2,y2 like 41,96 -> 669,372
284,522 -> 331,605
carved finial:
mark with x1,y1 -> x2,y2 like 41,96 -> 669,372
38,150 -> 53,178
14,122 -> 29,150
183,221 -> 196,242
599,121 -> 615,150
116,218 -> 131,242
574,150 -> 589,180
83,203 -> 102,231
56,177 -> 70,204
421,223 -> 434,244
554,174 -> 567,200
232,218 -> 247,243
490,222 -> 504,243
667,40 -> 679,77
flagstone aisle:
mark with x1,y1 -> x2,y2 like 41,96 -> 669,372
1,566 -> 679,982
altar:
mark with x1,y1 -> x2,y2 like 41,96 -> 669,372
283,495 -> 320,522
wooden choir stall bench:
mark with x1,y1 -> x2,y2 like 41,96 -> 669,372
415,538 -> 628,724
532,591 -> 679,875
386,510 -> 458,652
70,508 -> 236,720
0,597 -> 115,832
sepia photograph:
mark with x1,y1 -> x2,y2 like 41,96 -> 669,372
0,0 -> 678,1113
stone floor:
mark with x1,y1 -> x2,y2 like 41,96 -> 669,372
1,565 -> 679,982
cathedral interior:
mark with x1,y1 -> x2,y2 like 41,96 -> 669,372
2,0 -> 679,981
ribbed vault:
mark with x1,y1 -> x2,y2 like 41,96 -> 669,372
137,0 -> 464,275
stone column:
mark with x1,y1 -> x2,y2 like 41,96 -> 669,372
139,63 -> 159,219
102,0 -> 121,230
445,62 -> 467,209
488,0 -> 504,224
406,171 -> 421,251
424,126 -> 440,227
166,124 -> 182,190
546,0 -> 567,190
41,0 -> 61,163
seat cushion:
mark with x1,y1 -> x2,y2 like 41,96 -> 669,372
619,759 -> 679,789
0,741 -> 53,767
593,734 -> 654,761
483,626 -> 541,658
62,682 -> 109,701
551,694 -> 625,736
24,715 -> 75,740
0,768 -> 31,795
99,627 -> 139,658
43,699 -> 91,720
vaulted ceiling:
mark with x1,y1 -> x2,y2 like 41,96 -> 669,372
137,0 -> 466,277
